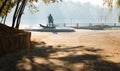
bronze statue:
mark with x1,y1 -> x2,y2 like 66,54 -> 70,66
48,14 -> 54,27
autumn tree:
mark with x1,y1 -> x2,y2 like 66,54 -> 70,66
0,0 -> 15,24
103,0 -> 120,22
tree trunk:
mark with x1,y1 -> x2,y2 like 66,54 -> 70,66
12,0 -> 21,28
15,0 -> 27,29
1,16 -> 4,23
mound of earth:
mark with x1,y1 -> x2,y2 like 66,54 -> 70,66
0,24 -> 26,35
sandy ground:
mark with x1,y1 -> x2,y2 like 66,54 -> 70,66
0,29 -> 120,71
31,29 -> 120,62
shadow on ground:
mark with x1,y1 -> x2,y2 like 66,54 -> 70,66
0,41 -> 120,71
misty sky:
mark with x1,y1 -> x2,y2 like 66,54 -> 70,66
4,0 -> 120,29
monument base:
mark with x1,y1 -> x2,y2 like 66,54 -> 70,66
27,27 -> 75,32
40,27 -> 75,32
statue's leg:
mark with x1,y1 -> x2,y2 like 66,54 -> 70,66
48,22 -> 50,27
52,21 -> 54,27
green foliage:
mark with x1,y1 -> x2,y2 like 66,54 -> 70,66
103,0 -> 120,9
103,0 -> 120,23
0,0 -> 15,17
90,25 -> 104,30
117,0 -> 120,8
102,25 -> 111,28
42,0 -> 62,3
103,0 -> 113,11
28,0 -> 62,14
0,0 -> 62,16
90,24 -> 111,30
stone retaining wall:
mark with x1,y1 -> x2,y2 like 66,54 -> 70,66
0,32 -> 31,56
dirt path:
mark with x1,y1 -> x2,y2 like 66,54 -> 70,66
0,29 -> 120,71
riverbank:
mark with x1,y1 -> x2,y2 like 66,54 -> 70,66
0,29 -> 120,71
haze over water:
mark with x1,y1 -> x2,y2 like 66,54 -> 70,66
4,0 -> 120,29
